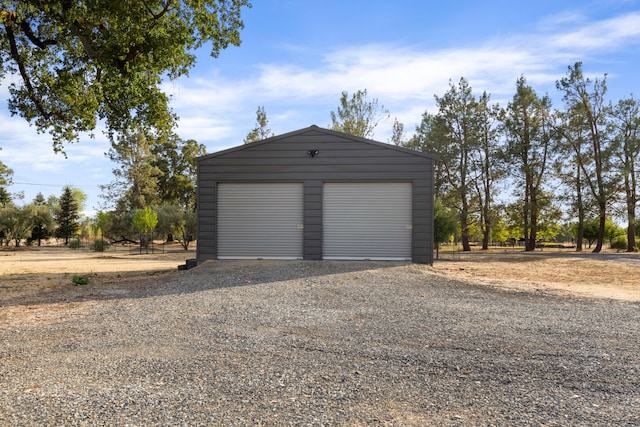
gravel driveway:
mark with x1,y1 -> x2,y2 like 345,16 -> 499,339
1,260 -> 638,426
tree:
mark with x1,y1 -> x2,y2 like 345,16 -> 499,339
55,186 -> 80,244
103,130 -> 162,210
244,106 -> 274,143
0,187 -> 10,208
0,149 -> 13,207
501,77 -> 554,251
151,133 -> 206,210
0,1 -> 250,151
330,89 -> 389,138
389,117 -> 406,146
157,203 -> 196,250
30,192 -> 54,246
433,198 -> 457,259
579,218 -> 603,248
96,210 -> 137,243
553,113 -> 588,252
556,62 -> 615,253
0,149 -> 12,187
0,204 -> 35,246
608,96 -> 640,251
413,78 -> 480,251
132,206 -> 158,248
471,92 -> 502,250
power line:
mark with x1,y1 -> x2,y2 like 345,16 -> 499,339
10,182 -> 102,189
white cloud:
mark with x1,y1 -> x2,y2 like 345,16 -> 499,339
546,12 -> 640,51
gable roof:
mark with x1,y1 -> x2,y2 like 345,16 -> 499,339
195,124 -> 439,162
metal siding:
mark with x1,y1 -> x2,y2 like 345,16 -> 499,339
304,180 -> 323,260
196,127 -> 436,264
218,183 -> 303,259
323,183 -> 412,260
196,174 -> 217,261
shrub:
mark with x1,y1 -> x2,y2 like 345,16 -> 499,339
69,238 -> 81,249
611,237 -> 628,251
91,239 -> 110,252
72,275 -> 89,286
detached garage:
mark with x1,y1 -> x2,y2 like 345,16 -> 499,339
195,125 -> 438,264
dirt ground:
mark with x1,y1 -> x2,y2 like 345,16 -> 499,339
1,246 -> 639,308
0,245 -> 193,304
430,248 -> 640,302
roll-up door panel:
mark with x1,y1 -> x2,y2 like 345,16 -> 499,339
323,182 -> 412,260
218,183 -> 303,259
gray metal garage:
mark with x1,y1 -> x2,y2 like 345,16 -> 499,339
195,125 -> 438,264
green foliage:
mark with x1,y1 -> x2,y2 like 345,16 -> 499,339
68,238 -> 81,249
502,77 -> 554,251
54,186 -> 80,244
574,218 -> 622,248
244,106 -> 274,143
0,149 -> 13,188
97,210 -> 136,242
610,237 -> 628,250
434,199 -> 457,246
0,150 -> 13,208
0,0 -> 251,151
0,187 -> 11,208
91,239 -> 110,252
30,198 -> 55,246
104,131 -> 162,210
133,207 -> 158,234
0,204 -> 35,247
604,220 -> 624,246
556,62 -> 613,253
72,275 -> 89,286
156,203 -> 196,250
330,89 -> 389,138
412,78 -> 482,251
151,134 -> 206,210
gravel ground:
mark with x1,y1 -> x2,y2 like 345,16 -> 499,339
1,260 -> 639,426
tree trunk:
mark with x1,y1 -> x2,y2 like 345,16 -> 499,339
527,196 -> 538,252
460,206 -> 471,252
593,205 -> 606,253
628,206 -> 636,252
575,166 -> 583,252
625,173 -> 637,252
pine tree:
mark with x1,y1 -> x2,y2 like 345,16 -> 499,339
55,187 -> 80,244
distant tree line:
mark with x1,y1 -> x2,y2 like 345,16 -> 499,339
0,130 -> 203,250
96,130 -> 205,250
253,62 -> 639,253
407,62 -> 639,253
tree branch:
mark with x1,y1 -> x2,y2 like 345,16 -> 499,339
4,23 -> 51,121
142,0 -> 173,19
19,20 -> 56,49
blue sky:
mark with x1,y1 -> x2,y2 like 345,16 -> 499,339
2,0 -> 640,215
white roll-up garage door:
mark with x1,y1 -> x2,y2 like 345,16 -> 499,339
323,182 -> 412,260
217,183 -> 303,259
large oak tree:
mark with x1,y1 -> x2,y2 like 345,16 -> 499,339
0,0 -> 250,151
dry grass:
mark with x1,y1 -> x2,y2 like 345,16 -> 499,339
0,245 -> 192,303
430,249 -> 640,301
1,246 -> 639,308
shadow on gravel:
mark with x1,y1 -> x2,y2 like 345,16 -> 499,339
1,260 -> 408,309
